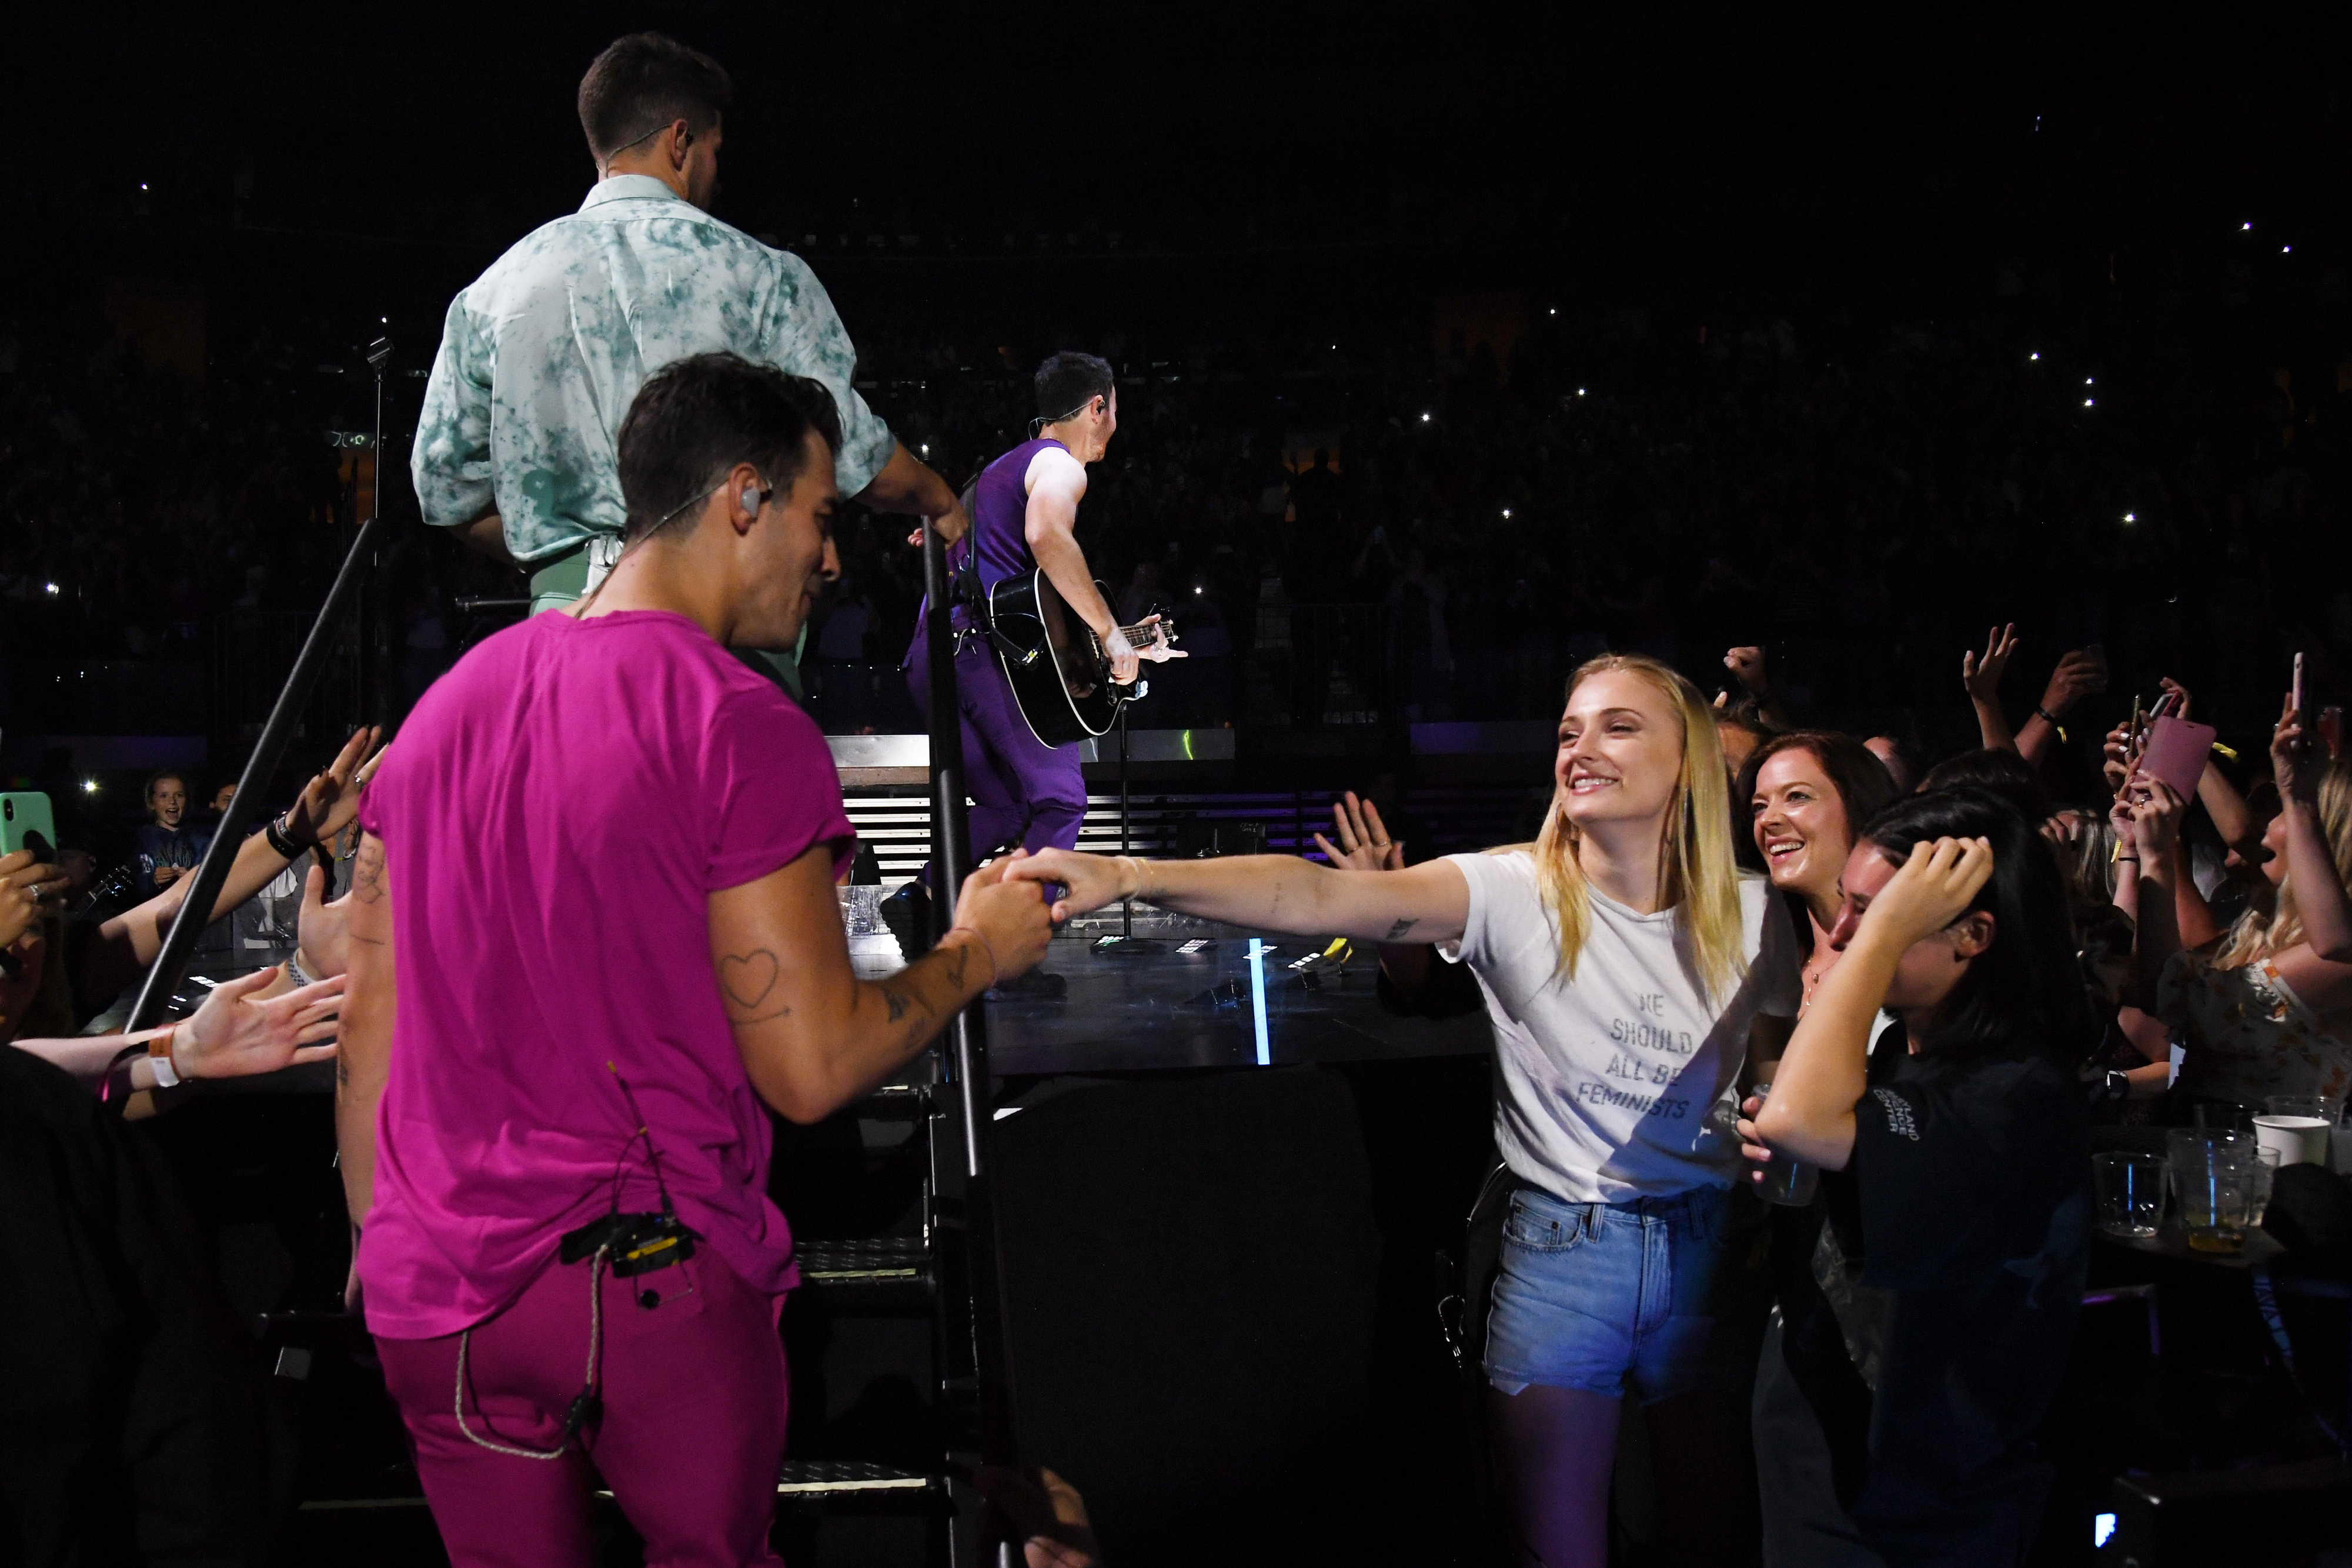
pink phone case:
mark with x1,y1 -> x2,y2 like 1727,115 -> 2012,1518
2140,716 -> 2217,799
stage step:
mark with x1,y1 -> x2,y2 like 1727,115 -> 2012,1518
776,1459 -> 945,1499
795,1236 -> 934,1309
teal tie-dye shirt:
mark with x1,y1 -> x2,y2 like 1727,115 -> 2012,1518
410,175 -> 897,563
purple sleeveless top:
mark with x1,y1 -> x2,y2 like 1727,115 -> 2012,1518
906,437 -> 1067,660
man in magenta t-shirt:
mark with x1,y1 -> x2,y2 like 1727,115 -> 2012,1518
337,353 -> 1053,1566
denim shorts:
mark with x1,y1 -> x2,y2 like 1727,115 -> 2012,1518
1484,1183 -> 1742,1403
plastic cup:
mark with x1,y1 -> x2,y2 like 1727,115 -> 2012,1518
2091,1152 -> 2164,1239
2170,1135 -> 2257,1253
1749,1083 -> 1820,1208
2254,1114 -> 2331,1169
2266,1094 -> 2342,1124
2250,1146 -> 2281,1228
837,884 -> 884,937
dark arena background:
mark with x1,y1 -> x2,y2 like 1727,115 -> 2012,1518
4,6 -> 2352,1567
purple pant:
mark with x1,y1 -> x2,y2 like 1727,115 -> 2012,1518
908,641 -> 1087,885
376,1248 -> 788,1567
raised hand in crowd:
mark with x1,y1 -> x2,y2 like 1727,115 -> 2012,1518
283,726 -> 387,847
1314,791 -> 1448,1002
2152,676 -> 2261,851
0,847 -> 69,951
1961,624 -> 2017,706
2101,718 -> 2137,795
2123,775 -> 2190,1005
10,964 -> 346,1106
1961,623 -> 2021,753
1725,645 -> 1770,699
2016,643 -> 2109,764
1312,791 -> 1404,872
2273,693 -> 2352,963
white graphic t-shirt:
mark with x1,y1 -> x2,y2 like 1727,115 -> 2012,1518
1443,850 -> 1801,1203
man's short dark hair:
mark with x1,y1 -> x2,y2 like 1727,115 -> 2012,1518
1034,352 -> 1115,422
617,353 -> 841,544
578,33 -> 732,164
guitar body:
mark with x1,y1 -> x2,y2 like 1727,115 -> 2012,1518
987,570 -> 1129,748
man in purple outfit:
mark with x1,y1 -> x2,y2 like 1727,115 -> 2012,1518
885,352 -> 1178,995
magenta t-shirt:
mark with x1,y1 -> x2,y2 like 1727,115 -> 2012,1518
355,610 -> 853,1339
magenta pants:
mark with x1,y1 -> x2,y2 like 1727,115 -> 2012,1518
376,1247 -> 789,1567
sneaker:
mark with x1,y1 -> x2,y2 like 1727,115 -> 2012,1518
878,882 -> 934,961
987,967 -> 1067,1002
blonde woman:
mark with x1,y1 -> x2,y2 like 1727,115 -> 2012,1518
1014,654 -> 1799,1568
2130,697 -> 2352,1113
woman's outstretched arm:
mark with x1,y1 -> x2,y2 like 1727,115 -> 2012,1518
1011,847 -> 1472,948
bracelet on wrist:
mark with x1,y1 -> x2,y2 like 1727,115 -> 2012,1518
263,813 -> 303,858
145,1023 -> 182,1090
2034,705 -> 2062,724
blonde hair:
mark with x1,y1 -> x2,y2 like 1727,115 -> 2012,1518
1531,653 -> 1748,1001
2217,758 -> 2352,969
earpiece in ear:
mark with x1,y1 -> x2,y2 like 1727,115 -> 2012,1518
741,486 -> 760,514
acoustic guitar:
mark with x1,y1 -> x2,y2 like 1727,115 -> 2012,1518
985,569 -> 1177,748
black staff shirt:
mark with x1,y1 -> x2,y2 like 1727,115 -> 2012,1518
1848,1039 -> 2090,1556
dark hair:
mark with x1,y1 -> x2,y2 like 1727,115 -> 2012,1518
1857,787 -> 2099,1065
1713,694 -> 1780,742
616,353 -> 841,544
577,33 -> 732,164
1916,747 -> 2054,824
1733,730 -> 1900,874
1034,352 -> 1115,422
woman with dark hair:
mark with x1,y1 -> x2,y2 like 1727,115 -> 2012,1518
1737,731 -> 1900,1017
1732,731 -> 1899,1562
1736,788 -> 2094,1567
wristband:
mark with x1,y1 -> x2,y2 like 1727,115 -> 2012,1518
146,1024 -> 182,1089
264,813 -> 303,858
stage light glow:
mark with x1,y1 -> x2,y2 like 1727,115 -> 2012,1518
2283,245 -> 2292,254
2094,1513 -> 2117,1547
45,582 -> 59,594
139,183 -> 148,191
2084,399 -> 2094,407
1420,412 -> 1430,422
1549,307 -> 1557,316
1502,509 -> 1512,519
2123,513 -> 2136,523
2243,222 -> 2253,230
82,779 -> 99,794
2029,352 -> 2039,361
1577,388 -> 1586,396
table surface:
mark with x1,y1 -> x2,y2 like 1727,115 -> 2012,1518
2097,1217 -> 2288,1270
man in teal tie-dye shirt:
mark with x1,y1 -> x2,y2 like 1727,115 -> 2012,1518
411,32 -> 968,691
